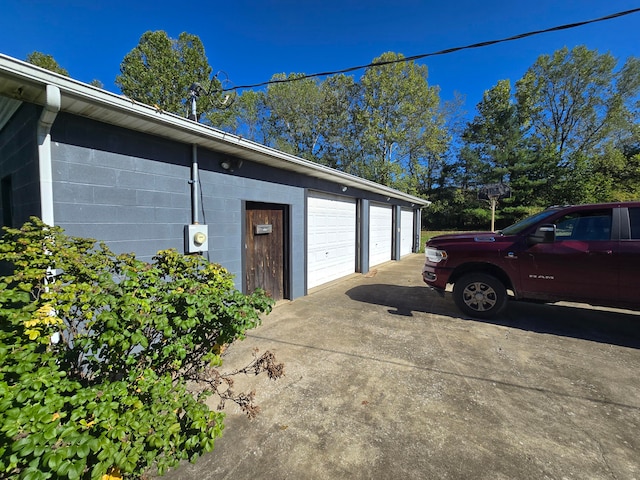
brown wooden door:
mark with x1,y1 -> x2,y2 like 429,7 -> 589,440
245,203 -> 286,301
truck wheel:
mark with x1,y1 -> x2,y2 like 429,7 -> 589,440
453,273 -> 507,319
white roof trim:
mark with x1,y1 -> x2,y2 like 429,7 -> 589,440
0,54 -> 429,206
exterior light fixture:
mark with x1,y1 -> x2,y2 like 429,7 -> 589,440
220,158 -> 243,172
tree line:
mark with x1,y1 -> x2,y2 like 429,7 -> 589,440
27,31 -> 640,230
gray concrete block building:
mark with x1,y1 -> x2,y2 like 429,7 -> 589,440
0,54 -> 428,301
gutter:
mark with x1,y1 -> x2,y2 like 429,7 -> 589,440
0,55 -> 430,207
37,84 -> 60,226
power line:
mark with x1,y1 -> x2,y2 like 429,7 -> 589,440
223,7 -> 640,92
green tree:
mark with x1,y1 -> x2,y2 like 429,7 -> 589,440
226,74 -> 359,170
261,73 -> 360,168
226,53 -> 447,194
435,92 -> 468,191
116,31 -> 213,117
515,46 -> 640,204
355,52 -> 447,190
459,80 -> 552,224
207,89 -> 267,141
262,73 -> 325,159
463,80 -> 521,182
449,46 -> 640,229
314,74 -> 359,169
25,52 -> 69,76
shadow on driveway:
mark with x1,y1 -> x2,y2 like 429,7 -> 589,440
346,283 -> 640,350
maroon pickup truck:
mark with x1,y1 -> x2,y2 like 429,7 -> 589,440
422,202 -> 640,318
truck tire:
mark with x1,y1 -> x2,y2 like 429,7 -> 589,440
453,273 -> 507,319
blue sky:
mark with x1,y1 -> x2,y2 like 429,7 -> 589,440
1,0 -> 638,115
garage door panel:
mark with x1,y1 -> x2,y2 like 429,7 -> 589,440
369,204 -> 392,267
400,209 -> 414,256
307,193 -> 356,288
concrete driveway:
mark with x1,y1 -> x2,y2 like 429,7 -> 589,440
170,254 -> 640,480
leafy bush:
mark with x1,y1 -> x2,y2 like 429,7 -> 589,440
0,218 -> 282,479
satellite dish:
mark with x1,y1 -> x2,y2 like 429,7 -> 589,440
207,71 -> 237,109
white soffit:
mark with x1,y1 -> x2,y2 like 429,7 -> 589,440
0,96 -> 21,131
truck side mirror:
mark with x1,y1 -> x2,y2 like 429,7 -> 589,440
529,224 -> 556,245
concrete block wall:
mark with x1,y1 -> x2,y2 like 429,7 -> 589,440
52,142 -> 192,262
0,103 -> 42,227
50,113 -> 192,262
49,114 -> 307,295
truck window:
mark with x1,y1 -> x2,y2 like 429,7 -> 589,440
555,209 -> 612,241
630,208 -> 640,239
500,209 -> 559,235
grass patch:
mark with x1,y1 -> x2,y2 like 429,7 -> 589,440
418,230 -> 459,252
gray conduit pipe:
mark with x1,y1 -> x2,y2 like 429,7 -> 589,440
191,143 -> 199,224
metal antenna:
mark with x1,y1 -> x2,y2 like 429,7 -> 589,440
187,72 -> 237,121
187,82 -> 206,121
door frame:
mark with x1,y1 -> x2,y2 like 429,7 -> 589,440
242,201 -> 291,300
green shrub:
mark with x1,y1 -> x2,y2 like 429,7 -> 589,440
0,218 -> 281,479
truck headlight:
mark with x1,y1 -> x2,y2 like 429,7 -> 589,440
425,247 -> 447,263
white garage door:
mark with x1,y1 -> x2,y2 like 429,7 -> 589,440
369,203 -> 393,267
307,192 -> 357,289
400,208 -> 414,256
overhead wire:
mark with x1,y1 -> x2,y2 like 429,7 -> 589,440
222,7 -> 640,92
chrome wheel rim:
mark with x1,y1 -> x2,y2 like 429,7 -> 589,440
462,281 -> 497,312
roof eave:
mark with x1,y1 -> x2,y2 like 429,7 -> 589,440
0,54 -> 430,206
